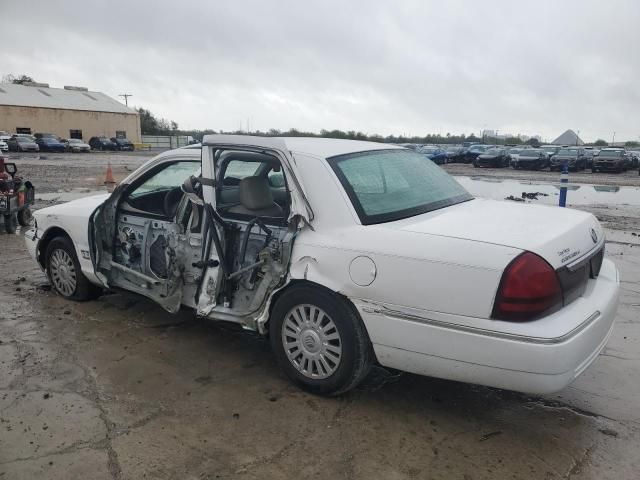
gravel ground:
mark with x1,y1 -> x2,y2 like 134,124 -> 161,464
1,150 -> 639,479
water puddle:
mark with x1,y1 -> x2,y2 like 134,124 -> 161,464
455,176 -> 640,207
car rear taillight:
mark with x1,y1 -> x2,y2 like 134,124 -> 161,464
492,252 -> 562,321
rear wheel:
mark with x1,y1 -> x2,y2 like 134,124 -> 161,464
270,285 -> 373,396
46,236 -> 101,301
4,214 -> 17,234
17,208 -> 32,227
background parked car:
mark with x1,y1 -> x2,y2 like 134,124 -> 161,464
474,147 -> 511,168
110,137 -> 135,151
540,145 -> 560,159
549,148 -> 587,171
629,151 -> 640,169
89,136 -> 117,151
7,136 -> 39,152
508,147 -> 524,166
36,137 -> 66,152
0,140 -> 8,152
445,146 -> 465,163
593,148 -> 628,173
64,138 -> 91,153
34,132 -> 61,141
512,149 -> 549,170
582,149 -> 599,169
13,133 -> 37,142
464,144 -> 489,163
419,146 -> 448,165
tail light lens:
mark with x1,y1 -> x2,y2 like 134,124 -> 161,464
492,252 -> 562,321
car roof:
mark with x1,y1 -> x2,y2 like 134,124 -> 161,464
202,134 -> 403,158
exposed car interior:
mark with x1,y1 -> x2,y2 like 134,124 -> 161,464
194,150 -> 294,318
95,150 -> 295,319
216,151 -> 289,223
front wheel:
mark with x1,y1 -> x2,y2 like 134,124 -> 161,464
269,285 -> 373,396
46,236 -> 101,301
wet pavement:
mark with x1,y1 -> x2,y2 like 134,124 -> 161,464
0,152 -> 639,479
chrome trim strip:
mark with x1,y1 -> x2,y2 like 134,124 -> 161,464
364,306 -> 601,345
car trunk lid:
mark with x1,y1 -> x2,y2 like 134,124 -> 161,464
384,198 -> 604,270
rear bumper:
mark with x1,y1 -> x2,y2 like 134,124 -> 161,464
355,258 -> 619,394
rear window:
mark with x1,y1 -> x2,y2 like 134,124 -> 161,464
328,149 -> 473,225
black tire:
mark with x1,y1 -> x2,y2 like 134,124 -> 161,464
45,236 -> 101,301
269,284 -> 373,396
4,214 -> 17,234
17,208 -> 32,227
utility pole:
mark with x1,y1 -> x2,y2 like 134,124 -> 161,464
119,94 -> 132,106
612,131 -> 616,145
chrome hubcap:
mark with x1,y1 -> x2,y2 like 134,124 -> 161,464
49,249 -> 76,296
282,304 -> 342,379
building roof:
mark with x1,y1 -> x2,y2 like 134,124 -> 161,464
202,134 -> 403,158
552,129 -> 584,146
0,83 -> 137,115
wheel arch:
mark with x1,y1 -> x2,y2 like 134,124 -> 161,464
265,279 -> 373,350
37,226 -> 73,268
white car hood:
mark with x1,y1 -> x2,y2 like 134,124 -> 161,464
36,193 -> 110,219
383,198 -> 603,269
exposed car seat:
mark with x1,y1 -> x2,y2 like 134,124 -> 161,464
227,176 -> 283,218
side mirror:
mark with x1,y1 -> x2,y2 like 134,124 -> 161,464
4,163 -> 17,176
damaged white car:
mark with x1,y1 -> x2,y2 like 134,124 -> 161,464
26,135 -> 619,395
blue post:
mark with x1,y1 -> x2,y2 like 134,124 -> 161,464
559,160 -> 568,207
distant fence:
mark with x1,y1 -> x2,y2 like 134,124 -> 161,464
141,135 -> 192,149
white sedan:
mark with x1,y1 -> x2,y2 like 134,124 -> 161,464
25,135 -> 619,395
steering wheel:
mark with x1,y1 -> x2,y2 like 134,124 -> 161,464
163,187 -> 184,218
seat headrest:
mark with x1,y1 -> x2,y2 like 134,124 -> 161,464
239,176 -> 275,210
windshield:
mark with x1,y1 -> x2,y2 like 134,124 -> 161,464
542,146 -> 558,152
599,150 -> 623,158
420,147 -> 437,154
557,149 -> 578,156
484,148 -> 502,155
68,139 -> 83,143
16,137 -> 31,143
329,149 -> 473,225
469,145 -> 486,152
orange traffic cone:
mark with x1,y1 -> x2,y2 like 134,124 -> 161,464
104,162 -> 115,186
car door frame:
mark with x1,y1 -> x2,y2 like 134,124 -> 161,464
193,136 -> 313,320
90,150 -> 202,312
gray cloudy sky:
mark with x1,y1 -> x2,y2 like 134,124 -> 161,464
2,0 -> 639,142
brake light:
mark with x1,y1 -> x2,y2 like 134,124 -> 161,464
492,252 -> 562,321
